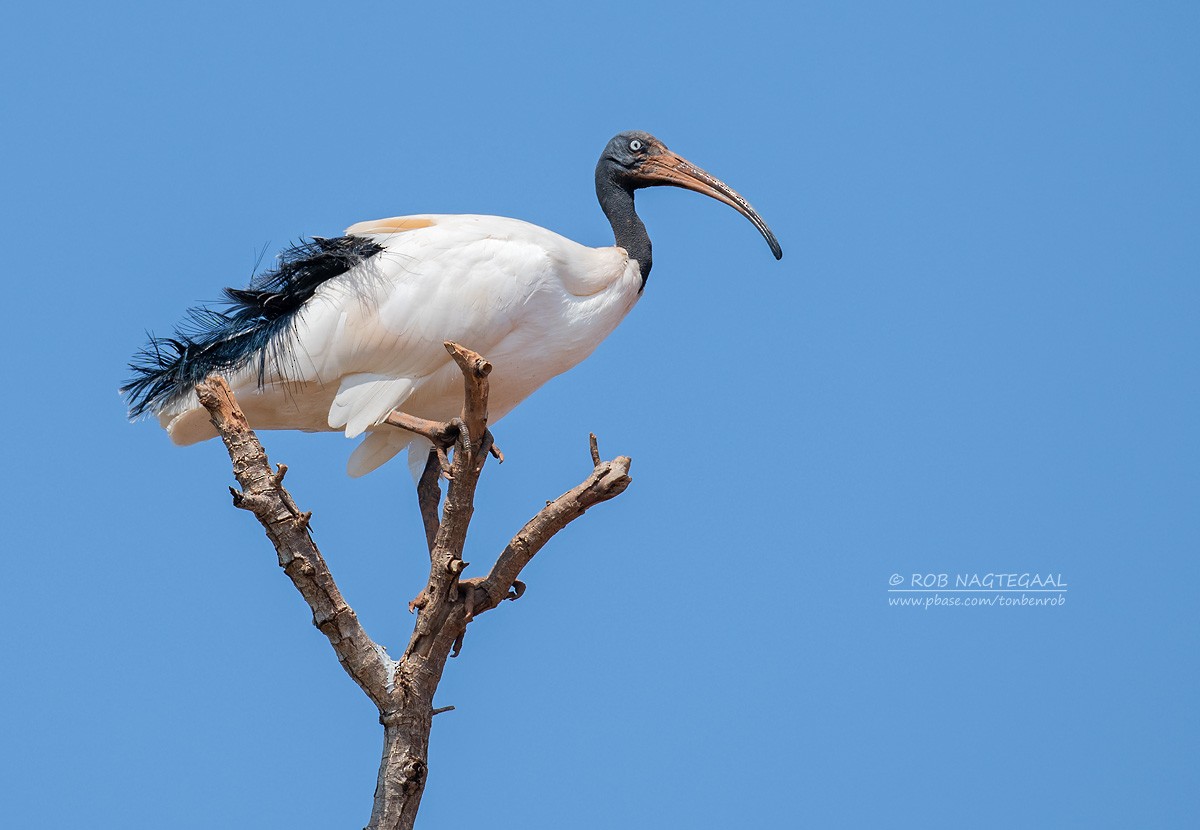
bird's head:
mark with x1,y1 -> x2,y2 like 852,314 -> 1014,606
597,130 -> 782,260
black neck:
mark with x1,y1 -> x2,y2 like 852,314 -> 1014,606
596,170 -> 652,287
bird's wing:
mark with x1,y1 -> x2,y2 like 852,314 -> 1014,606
274,215 -> 553,435
344,216 -> 436,235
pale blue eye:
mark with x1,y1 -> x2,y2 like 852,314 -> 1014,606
629,139 -> 643,152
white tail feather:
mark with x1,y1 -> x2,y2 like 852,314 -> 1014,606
405,436 -> 435,483
328,375 -> 416,438
346,429 -> 421,478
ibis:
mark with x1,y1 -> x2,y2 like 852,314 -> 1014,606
123,131 -> 782,477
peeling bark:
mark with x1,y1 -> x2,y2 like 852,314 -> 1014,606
195,341 -> 631,829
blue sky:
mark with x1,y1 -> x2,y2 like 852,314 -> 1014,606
2,1 -> 1197,827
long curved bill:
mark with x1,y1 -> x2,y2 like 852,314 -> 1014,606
638,150 -> 783,260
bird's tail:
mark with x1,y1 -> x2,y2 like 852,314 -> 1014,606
121,235 -> 385,421
347,428 -> 433,480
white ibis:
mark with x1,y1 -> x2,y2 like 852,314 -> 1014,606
124,131 -> 782,477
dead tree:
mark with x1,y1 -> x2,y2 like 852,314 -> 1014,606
193,342 -> 632,830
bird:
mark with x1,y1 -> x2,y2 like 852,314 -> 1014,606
123,131 -> 782,478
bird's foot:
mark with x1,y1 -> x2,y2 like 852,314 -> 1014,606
383,410 -> 501,471
432,422 -> 503,474
486,431 -> 504,463
435,444 -> 454,480
471,427 -> 503,467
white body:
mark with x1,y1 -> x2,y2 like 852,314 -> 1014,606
159,214 -> 644,476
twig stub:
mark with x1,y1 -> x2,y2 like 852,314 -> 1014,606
196,358 -> 632,830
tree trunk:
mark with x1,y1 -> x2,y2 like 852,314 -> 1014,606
368,713 -> 432,830
195,346 -> 632,829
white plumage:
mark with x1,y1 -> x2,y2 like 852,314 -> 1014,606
129,131 -> 781,475
159,214 -> 643,476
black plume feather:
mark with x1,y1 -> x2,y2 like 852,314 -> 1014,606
122,235 -> 383,419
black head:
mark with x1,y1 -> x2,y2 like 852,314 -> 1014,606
597,130 -> 669,184
595,130 -> 782,259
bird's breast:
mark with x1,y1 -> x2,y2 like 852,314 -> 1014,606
361,216 -> 643,420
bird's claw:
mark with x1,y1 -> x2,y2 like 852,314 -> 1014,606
436,446 -> 454,479
487,432 -> 504,463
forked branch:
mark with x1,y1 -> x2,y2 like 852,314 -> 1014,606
195,344 -> 632,830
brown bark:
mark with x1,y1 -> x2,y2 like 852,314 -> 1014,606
195,341 -> 631,830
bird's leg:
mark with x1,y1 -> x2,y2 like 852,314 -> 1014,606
463,427 -> 503,475
435,445 -> 454,479
383,409 -> 468,478
481,429 -> 504,464
417,449 -> 442,556
383,410 -> 451,440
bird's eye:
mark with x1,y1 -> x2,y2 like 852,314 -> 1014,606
629,139 -> 643,152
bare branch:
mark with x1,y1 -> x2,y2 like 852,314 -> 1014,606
195,376 -> 394,711
197,347 -> 632,830
476,437 -> 632,614
444,340 -> 491,449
